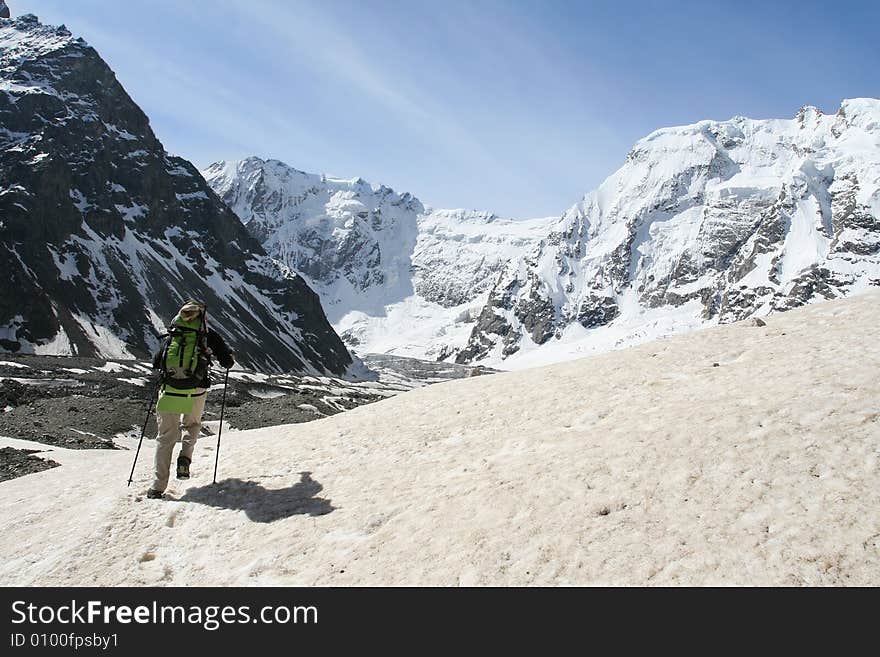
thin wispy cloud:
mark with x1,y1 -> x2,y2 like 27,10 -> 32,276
216,0 -> 513,183
12,0 -> 879,217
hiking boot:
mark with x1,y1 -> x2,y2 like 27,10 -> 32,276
146,489 -> 164,499
176,455 -> 191,480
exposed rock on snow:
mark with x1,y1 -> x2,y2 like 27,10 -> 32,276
1,292 -> 877,585
0,446 -> 59,482
0,352 -> 491,453
0,16 -> 351,375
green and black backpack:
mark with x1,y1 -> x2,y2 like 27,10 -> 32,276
156,303 -> 210,390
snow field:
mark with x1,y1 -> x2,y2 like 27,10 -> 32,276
0,292 -> 877,585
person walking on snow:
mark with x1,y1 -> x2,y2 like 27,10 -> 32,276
146,300 -> 234,499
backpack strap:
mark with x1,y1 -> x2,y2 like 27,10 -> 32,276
159,331 -> 172,377
185,306 -> 208,374
179,332 -> 186,370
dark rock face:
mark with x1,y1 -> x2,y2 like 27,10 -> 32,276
0,16 -> 352,374
455,299 -> 519,363
829,174 -> 880,257
576,295 -> 619,328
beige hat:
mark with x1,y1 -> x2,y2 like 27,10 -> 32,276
178,300 -> 205,321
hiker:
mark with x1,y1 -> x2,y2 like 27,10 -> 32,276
146,300 -> 234,499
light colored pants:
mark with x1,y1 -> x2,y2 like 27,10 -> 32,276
151,387 -> 207,492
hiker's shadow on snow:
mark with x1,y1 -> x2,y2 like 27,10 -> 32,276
179,472 -> 334,523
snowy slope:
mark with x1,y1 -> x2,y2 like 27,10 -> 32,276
460,100 -> 880,367
337,209 -> 556,360
0,16 -> 352,375
1,292 -> 878,585
415,209 -> 557,307
204,158 -> 554,360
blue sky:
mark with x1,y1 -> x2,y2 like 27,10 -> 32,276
16,0 -> 880,217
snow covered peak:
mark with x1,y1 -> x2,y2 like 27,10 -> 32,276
206,100 -> 878,370
459,99 -> 880,367
203,156 -> 423,235
203,157 -> 321,228
0,14 -> 79,67
204,157 -> 425,322
836,97 -> 880,132
422,208 -> 504,224
414,208 -> 556,308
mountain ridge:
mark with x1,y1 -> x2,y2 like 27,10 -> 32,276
203,156 -> 555,361
458,98 -> 879,367
0,14 -> 353,375
207,100 -> 879,368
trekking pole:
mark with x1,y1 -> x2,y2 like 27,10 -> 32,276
212,368 -> 230,484
127,375 -> 161,487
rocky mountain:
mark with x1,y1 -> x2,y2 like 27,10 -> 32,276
204,157 -> 554,360
458,99 -> 880,367
0,15 -> 352,375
